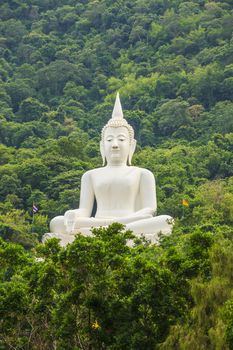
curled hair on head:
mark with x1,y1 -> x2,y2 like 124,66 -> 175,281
101,118 -> 134,143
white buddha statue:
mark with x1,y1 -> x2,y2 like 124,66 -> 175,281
43,93 -> 173,246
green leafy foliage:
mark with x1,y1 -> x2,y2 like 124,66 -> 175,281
0,0 -> 232,348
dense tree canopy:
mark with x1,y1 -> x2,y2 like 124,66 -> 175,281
0,0 -> 232,348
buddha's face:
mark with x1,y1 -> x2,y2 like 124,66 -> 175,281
103,126 -> 131,165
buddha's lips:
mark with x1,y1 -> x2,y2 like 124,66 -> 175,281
111,152 -> 120,156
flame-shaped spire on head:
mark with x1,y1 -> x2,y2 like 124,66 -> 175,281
101,92 -> 134,141
100,92 -> 136,165
112,92 -> 124,119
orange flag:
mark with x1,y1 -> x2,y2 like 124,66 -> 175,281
182,199 -> 189,207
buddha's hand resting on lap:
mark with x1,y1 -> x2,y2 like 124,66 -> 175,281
117,207 -> 156,224
117,213 -> 153,224
64,210 -> 76,234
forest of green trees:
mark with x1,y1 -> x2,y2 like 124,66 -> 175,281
0,0 -> 233,348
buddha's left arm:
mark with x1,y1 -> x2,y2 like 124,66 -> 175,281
138,169 -> 157,215
114,170 -> 157,225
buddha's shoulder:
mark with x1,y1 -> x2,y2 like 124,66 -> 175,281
140,168 -> 155,180
127,167 -> 155,182
131,166 -> 154,176
81,167 -> 104,178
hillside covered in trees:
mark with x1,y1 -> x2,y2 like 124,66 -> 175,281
0,0 -> 233,348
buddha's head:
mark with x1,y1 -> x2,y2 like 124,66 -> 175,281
100,93 -> 136,166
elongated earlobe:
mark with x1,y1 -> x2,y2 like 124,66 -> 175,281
100,141 -> 106,166
128,139 -> 136,165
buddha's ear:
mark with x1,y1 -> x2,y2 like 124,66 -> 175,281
100,141 -> 106,166
128,139 -> 136,165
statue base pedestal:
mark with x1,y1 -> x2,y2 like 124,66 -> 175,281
43,215 -> 174,247
42,225 -> 172,247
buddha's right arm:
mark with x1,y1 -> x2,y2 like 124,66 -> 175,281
64,171 -> 95,232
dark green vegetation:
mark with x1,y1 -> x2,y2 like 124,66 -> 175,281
0,0 -> 233,348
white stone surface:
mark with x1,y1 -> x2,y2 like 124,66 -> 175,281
42,93 -> 173,246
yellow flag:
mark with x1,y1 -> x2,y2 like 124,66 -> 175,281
182,199 -> 189,207
92,320 -> 100,330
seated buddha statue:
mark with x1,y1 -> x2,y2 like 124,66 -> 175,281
43,93 -> 173,246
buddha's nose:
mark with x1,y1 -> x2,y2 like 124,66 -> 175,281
112,144 -> 119,149
112,140 -> 119,149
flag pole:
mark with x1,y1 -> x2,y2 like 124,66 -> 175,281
32,203 -> 38,232
32,204 -> 34,232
